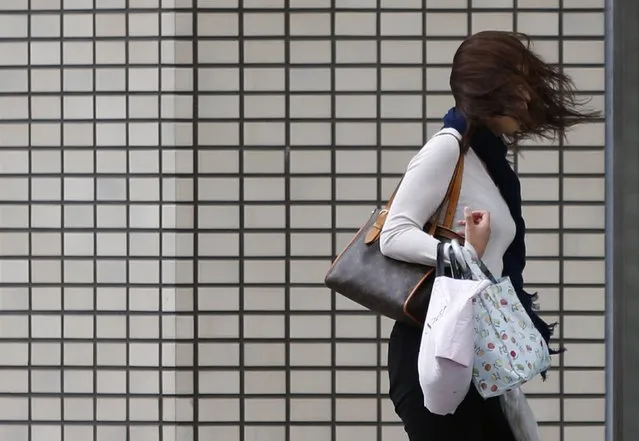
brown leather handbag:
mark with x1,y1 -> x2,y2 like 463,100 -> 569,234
324,145 -> 465,326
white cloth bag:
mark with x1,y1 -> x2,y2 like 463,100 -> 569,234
418,243 -> 491,415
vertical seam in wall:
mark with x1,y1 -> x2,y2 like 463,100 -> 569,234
467,0 -> 472,38
59,3 -> 66,440
91,2 -> 98,440
375,3 -> 383,441
27,2 -> 33,440
125,2 -> 132,439
603,0 -> 616,437
191,0 -> 199,438
283,3 -> 291,441
157,4 -> 164,440
557,1 -> 566,439
238,2 -> 246,440
329,4 -> 337,441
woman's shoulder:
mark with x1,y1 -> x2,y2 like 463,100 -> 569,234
408,128 -> 463,168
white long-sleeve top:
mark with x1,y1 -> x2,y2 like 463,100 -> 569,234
379,128 -> 516,277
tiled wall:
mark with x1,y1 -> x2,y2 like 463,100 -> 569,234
0,1 -> 605,441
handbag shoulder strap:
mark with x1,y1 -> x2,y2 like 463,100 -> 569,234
365,132 -> 464,244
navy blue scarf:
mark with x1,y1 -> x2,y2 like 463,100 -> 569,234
442,107 -> 562,363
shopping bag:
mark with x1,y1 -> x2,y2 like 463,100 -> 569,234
450,242 -> 552,399
417,243 -> 491,415
500,387 -> 541,441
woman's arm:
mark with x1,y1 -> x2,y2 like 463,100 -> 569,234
379,132 -> 462,266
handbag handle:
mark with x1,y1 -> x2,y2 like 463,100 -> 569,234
450,240 -> 498,283
435,241 -> 466,279
365,133 -> 465,244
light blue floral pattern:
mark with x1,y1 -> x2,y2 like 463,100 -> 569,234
471,277 -> 552,399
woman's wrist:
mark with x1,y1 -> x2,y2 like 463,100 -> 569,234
464,240 -> 484,259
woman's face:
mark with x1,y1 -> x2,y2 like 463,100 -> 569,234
490,115 -> 521,135
487,87 -> 532,135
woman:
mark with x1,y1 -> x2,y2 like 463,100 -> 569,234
379,31 -> 597,440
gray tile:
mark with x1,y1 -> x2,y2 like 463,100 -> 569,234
64,426 -> 93,441
518,12 -> 559,35
382,67 -> 423,91
564,427 -> 604,441
244,398 -> 285,422
95,13 -> 126,36
290,95 -> 332,118
242,287 -> 285,311
32,397 -> 61,420
64,397 -> 94,420
96,427 -> 126,441
199,398 -> 240,422
0,316 -> 27,340
243,232 -> 285,257
290,40 -> 331,63
528,398 -> 560,423
563,398 -> 605,423
335,398 -> 377,421
244,0 -> 282,6
335,12 -> 376,35
564,40 -> 605,64
337,0 -> 376,6
290,122 -> 331,146
130,398 -> 159,421
242,67 -> 283,91
289,398 -> 331,422
335,67 -> 377,91
381,12 -> 423,36
336,177 -> 377,200
244,95 -> 286,118
0,69 -> 28,92
200,370 -> 240,394
63,13 -> 94,37
243,150 -> 284,173
563,12 -> 604,36
336,40 -> 377,63
31,342 -> 61,366
426,12 -> 467,36
518,0 -> 557,6
564,67 -> 605,90
243,13 -> 285,36
0,0 -> 28,9
198,12 -> 237,36
0,369 -> 28,393
0,42 -> 28,65
244,122 -> 285,145
472,0 -> 512,6
32,369 -> 61,393
382,94 -> 422,118
97,397 -> 127,421
472,12 -> 513,32
564,287 -> 605,311
290,427 -> 332,441
65,342 -> 94,366
563,177 -> 604,202
129,12 -> 160,36
290,12 -> 331,35
564,260 -> 604,284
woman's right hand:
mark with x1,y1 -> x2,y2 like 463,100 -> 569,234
458,207 -> 491,258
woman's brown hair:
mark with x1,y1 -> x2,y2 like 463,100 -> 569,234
450,31 -> 599,149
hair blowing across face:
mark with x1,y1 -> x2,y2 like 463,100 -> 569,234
450,30 -> 599,146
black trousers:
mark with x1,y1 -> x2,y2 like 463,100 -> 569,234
388,321 -> 517,441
